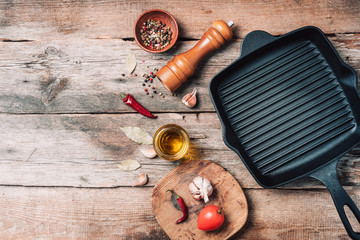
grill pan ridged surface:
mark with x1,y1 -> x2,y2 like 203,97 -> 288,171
217,40 -> 355,176
210,27 -> 360,187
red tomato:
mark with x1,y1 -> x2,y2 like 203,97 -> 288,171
197,205 -> 225,231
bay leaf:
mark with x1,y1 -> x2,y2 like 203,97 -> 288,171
171,193 -> 181,211
126,52 -> 137,74
118,160 -> 141,171
120,127 -> 153,145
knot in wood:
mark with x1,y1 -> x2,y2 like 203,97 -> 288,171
45,46 -> 58,55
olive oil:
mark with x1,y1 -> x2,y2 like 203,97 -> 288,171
153,124 -> 190,161
158,129 -> 184,155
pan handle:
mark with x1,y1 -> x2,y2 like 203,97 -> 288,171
240,30 -> 277,57
309,160 -> 360,240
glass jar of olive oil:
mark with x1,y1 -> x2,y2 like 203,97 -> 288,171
153,124 -> 190,161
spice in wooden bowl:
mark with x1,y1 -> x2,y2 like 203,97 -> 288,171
134,9 -> 178,53
140,19 -> 173,50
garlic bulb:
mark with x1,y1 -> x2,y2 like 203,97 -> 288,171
189,176 -> 213,203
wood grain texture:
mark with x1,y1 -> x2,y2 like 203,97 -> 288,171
0,186 -> 167,240
0,34 -> 359,114
0,0 -> 359,40
1,1 -> 360,239
0,186 -> 358,240
0,113 -> 359,189
152,160 -> 248,240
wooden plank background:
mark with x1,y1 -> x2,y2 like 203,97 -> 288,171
0,0 -> 359,40
0,35 -> 359,114
0,0 -> 360,239
0,187 -> 358,239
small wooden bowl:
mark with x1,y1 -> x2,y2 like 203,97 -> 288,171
134,9 -> 179,53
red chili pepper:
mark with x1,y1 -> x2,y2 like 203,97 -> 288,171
121,93 -> 157,119
167,190 -> 188,224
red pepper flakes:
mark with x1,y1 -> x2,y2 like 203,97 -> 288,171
144,89 -> 148,92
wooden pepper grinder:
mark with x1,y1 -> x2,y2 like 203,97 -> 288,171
156,20 -> 234,92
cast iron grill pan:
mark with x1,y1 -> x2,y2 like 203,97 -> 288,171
210,26 -> 360,239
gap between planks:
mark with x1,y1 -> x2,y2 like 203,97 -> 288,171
2,33 -> 360,43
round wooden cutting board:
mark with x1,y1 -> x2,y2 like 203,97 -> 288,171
152,160 -> 248,240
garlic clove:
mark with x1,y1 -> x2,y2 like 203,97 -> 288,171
203,192 -> 209,203
192,176 -> 202,187
193,194 -> 202,200
203,180 -> 213,203
140,147 -> 157,158
189,181 -> 201,198
134,173 -> 148,186
182,88 -> 197,108
207,184 -> 214,196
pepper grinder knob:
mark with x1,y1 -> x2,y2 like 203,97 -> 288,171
156,20 -> 234,92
